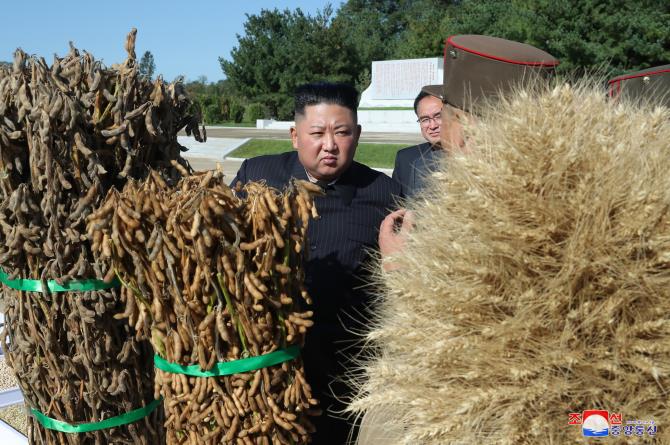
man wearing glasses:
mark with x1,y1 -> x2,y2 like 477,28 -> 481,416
391,88 -> 444,198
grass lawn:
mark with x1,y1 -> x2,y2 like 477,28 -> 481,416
227,139 -> 405,168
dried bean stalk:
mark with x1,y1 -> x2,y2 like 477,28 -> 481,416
1,287 -> 163,445
0,28 -> 202,444
89,169 -> 323,444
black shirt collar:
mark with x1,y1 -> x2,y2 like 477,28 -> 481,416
290,153 -> 356,206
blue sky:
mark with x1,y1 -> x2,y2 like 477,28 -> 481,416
0,1 -> 343,83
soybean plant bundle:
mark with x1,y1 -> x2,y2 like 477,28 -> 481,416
0,29 -> 201,444
88,169 -> 323,445
0,27 -> 201,279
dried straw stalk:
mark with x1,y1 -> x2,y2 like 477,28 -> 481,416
350,81 -> 670,444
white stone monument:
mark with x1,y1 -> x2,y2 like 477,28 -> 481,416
358,57 -> 443,133
359,57 -> 443,108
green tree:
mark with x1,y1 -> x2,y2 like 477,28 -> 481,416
220,6 -> 359,120
332,0 -> 405,66
219,96 -> 232,121
333,1 -> 460,69
183,78 -> 243,123
335,0 -> 668,77
204,103 -> 224,123
390,1 -> 453,59
243,103 -> 267,122
534,0 -> 669,76
216,0 -> 668,120
440,0 -> 669,76
228,98 -> 245,123
355,68 -> 372,96
139,51 -> 156,79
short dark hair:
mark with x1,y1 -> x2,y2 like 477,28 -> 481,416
413,90 -> 432,114
294,82 -> 359,120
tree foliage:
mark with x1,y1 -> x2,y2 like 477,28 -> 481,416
243,103 -> 266,123
220,7 -> 359,120
215,0 -> 669,119
139,51 -> 156,80
443,0 -> 670,76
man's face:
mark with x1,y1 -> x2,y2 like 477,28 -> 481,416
291,103 -> 361,182
416,95 -> 443,146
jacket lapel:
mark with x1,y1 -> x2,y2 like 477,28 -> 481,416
412,144 -> 442,193
334,167 -> 356,206
289,152 -> 309,181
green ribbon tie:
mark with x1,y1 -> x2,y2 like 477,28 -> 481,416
154,345 -> 300,377
31,398 -> 161,434
0,268 -> 119,293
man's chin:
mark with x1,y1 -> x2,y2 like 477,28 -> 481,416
315,165 -> 344,180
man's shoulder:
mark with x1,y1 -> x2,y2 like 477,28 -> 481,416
396,142 -> 432,163
238,151 -> 296,179
242,151 -> 296,169
231,151 -> 298,189
350,161 -> 400,195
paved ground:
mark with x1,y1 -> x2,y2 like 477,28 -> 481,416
0,357 -> 26,439
0,405 -> 26,438
178,136 -> 249,158
185,157 -> 244,178
187,126 -> 424,144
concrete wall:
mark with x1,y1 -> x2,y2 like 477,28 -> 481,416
257,119 -> 293,130
358,109 -> 418,133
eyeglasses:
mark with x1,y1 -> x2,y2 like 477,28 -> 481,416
417,113 -> 442,126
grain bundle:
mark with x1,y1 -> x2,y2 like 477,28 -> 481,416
349,82 -> 670,444
89,169 -> 322,444
0,29 -> 202,444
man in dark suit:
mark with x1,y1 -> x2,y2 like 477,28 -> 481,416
231,82 -> 400,444
392,89 -> 444,199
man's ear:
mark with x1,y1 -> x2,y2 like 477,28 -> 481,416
290,126 -> 299,150
354,124 -> 362,144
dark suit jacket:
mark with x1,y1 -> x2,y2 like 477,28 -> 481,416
231,151 -> 399,323
392,142 -> 444,198
231,151 -> 400,444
